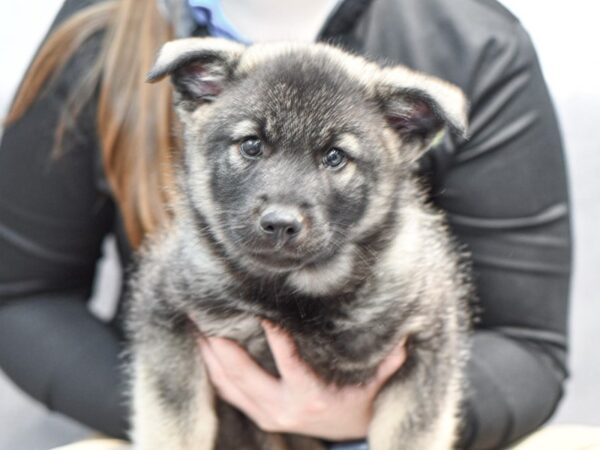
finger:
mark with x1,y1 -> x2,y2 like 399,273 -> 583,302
262,321 -> 314,383
204,337 -> 281,400
199,340 -> 275,429
368,337 -> 408,391
198,338 -> 266,415
200,338 -> 295,433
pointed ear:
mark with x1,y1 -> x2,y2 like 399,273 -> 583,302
377,66 -> 468,149
147,38 -> 245,103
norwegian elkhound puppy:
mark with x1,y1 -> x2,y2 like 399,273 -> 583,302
126,38 -> 471,450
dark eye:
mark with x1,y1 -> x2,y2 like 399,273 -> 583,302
240,137 -> 263,159
323,148 -> 347,170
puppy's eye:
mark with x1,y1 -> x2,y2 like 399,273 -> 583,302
240,137 -> 263,159
323,148 -> 347,170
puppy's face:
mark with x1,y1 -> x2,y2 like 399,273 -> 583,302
186,55 -> 396,273
148,39 -> 467,279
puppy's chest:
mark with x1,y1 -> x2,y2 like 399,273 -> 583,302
186,288 -> 398,383
187,292 -> 340,348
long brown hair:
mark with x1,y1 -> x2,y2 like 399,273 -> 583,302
7,0 -> 176,248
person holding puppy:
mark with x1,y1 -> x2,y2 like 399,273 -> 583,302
0,0 -> 571,449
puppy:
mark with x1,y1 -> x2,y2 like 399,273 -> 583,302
127,38 -> 471,450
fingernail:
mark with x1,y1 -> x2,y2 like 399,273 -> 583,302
197,338 -> 208,358
207,336 -> 230,349
199,336 -> 219,353
262,320 -> 279,332
392,352 -> 405,365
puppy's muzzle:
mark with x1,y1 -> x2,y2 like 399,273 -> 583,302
259,206 -> 305,246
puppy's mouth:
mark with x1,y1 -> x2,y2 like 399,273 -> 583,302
222,220 -> 338,272
246,247 -> 333,272
246,250 -> 311,270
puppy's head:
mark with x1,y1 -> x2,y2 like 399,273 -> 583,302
148,38 -> 467,288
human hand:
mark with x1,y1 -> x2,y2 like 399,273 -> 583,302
198,321 -> 407,441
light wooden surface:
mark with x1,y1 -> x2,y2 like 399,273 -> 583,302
52,439 -> 130,450
51,425 -> 600,450
510,425 -> 600,450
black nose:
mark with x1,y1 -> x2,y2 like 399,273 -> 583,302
259,209 -> 304,243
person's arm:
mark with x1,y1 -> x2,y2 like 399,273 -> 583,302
362,1 -> 571,445
0,0 -> 129,438
426,15 -> 571,450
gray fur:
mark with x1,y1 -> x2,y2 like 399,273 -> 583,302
128,38 -> 471,450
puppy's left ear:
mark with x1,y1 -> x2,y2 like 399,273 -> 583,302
147,38 -> 245,104
377,66 -> 468,150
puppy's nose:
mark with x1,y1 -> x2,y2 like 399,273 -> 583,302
259,208 -> 304,243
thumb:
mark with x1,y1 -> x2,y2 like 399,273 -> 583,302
368,337 -> 408,392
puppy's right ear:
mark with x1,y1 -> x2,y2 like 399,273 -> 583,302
147,38 -> 245,103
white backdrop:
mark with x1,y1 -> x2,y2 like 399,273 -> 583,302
4,2 -> 597,119
501,0 -> 600,426
0,1 -> 598,448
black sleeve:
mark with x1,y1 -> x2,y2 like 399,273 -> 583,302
426,9 -> 571,449
0,0 -> 129,438
359,0 -> 571,447
359,1 -> 572,445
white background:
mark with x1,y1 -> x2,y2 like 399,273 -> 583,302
0,1 -> 598,448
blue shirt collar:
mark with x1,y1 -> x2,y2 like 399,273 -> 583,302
187,0 -> 251,44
